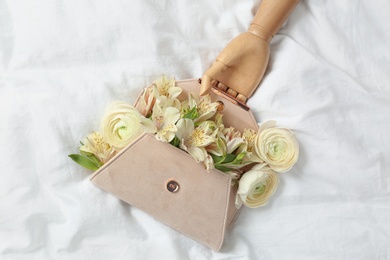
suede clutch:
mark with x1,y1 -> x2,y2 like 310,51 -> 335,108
90,79 -> 258,251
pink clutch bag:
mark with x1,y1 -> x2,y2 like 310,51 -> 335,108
90,79 -> 258,250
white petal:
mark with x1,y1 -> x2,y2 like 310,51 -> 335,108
176,118 -> 194,140
238,168 -> 266,195
227,138 -> 245,153
187,146 -> 206,162
163,107 -> 180,125
235,194 -> 243,209
140,116 -> 157,133
257,120 -> 277,134
168,86 -> 182,99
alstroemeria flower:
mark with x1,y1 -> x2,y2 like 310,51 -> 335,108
206,126 -> 251,171
152,75 -> 182,104
204,154 -> 215,171
225,170 -> 242,183
222,126 -> 247,154
255,121 -> 299,173
151,103 -> 180,142
180,93 -> 198,119
176,119 -> 215,165
242,128 -> 263,163
136,87 -> 155,117
195,94 -> 220,122
79,132 -> 116,163
223,126 -> 241,141
180,93 -> 219,122
206,136 -> 227,157
101,101 -> 156,150
214,113 -> 225,131
236,163 -> 279,208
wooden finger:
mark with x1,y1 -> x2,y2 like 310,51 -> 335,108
236,93 -> 248,103
227,88 -> 238,98
217,82 -> 228,92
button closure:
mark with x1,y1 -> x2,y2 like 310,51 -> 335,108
166,180 -> 179,193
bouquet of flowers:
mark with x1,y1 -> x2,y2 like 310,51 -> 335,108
69,76 -> 299,209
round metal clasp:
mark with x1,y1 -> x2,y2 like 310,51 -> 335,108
166,180 -> 179,193
216,100 -> 224,111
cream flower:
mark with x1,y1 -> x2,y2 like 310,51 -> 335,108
176,119 -> 215,165
151,103 -> 180,142
195,94 -> 219,122
255,121 -> 299,173
180,93 -> 219,122
206,136 -> 227,157
136,76 -> 182,116
204,154 -> 215,171
223,126 -> 247,154
136,87 -> 155,117
223,126 -> 241,141
79,132 -> 116,163
242,128 -> 262,163
101,101 -> 156,150
206,126 -> 251,171
152,75 -> 182,103
236,163 -> 279,208
214,113 -> 225,131
180,93 -> 198,118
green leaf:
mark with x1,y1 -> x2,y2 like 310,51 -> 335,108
86,154 -> 103,168
183,106 -> 198,120
223,153 -> 237,163
215,165 -> 233,172
210,154 -> 224,164
237,152 -> 246,160
232,152 -> 246,164
68,154 -> 100,171
170,136 -> 181,147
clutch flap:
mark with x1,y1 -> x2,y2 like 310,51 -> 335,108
90,133 -> 237,251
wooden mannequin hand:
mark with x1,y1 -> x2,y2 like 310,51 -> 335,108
200,0 -> 299,102
200,32 -> 270,102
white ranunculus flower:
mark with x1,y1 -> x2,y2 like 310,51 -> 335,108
101,101 -> 156,150
255,121 -> 299,173
236,163 -> 279,208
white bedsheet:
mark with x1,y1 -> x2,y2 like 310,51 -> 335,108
1,0 -> 390,259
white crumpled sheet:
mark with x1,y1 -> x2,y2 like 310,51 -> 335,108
1,0 -> 390,259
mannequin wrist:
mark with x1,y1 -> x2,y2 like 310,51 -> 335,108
248,23 -> 272,43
